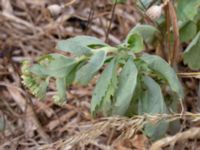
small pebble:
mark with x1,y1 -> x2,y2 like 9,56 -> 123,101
146,5 -> 163,20
47,4 -> 64,16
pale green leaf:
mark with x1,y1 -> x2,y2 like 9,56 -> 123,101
138,76 -> 167,114
30,64 -> 47,76
180,21 -> 197,42
54,77 -> 67,105
125,77 -> 143,117
65,63 -> 81,86
75,51 -> 107,85
141,54 -> 184,99
112,57 -> 138,115
30,54 -> 77,78
145,121 -> 168,141
91,59 -> 117,114
138,76 -> 168,141
177,0 -> 200,22
64,57 -> 86,86
101,67 -> 118,116
183,32 -> 200,70
36,78 -> 49,99
125,33 -> 144,53
56,35 -> 108,56
126,24 -> 160,45
45,54 -> 77,78
45,62 -> 76,78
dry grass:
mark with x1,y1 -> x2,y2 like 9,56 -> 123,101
0,0 -> 200,150
38,113 -> 200,149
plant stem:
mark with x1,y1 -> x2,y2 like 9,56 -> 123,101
91,46 -> 118,53
75,47 -> 117,63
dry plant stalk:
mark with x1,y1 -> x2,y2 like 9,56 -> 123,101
39,116 -> 145,150
39,113 -> 200,150
168,1 -> 180,67
178,72 -> 200,79
150,127 -> 200,150
146,0 -> 180,67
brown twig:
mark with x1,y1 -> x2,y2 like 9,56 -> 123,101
105,0 -> 117,43
86,0 -> 95,34
1,82 -> 51,143
63,0 -> 76,7
164,2 -> 171,63
168,1 -> 180,67
178,72 -> 200,78
25,94 -> 52,143
150,127 -> 200,150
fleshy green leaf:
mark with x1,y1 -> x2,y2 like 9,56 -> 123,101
141,54 -> 184,99
35,78 -> 49,99
45,54 -> 77,78
21,61 -> 49,99
30,64 -> 47,76
53,77 -> 67,105
177,0 -> 200,22
138,76 -> 167,114
75,51 -> 107,85
180,21 -> 197,42
91,58 -> 117,115
138,76 -> 168,141
65,64 -> 81,87
125,33 -> 144,53
112,57 -> 138,115
183,32 -> 200,70
145,120 -> 168,141
22,75 -> 48,99
126,24 -> 160,45
56,35 -> 108,56
125,77 -> 143,117
30,54 -> 77,78
101,67 -> 118,116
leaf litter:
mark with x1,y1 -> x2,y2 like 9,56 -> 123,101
0,0 -> 200,149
